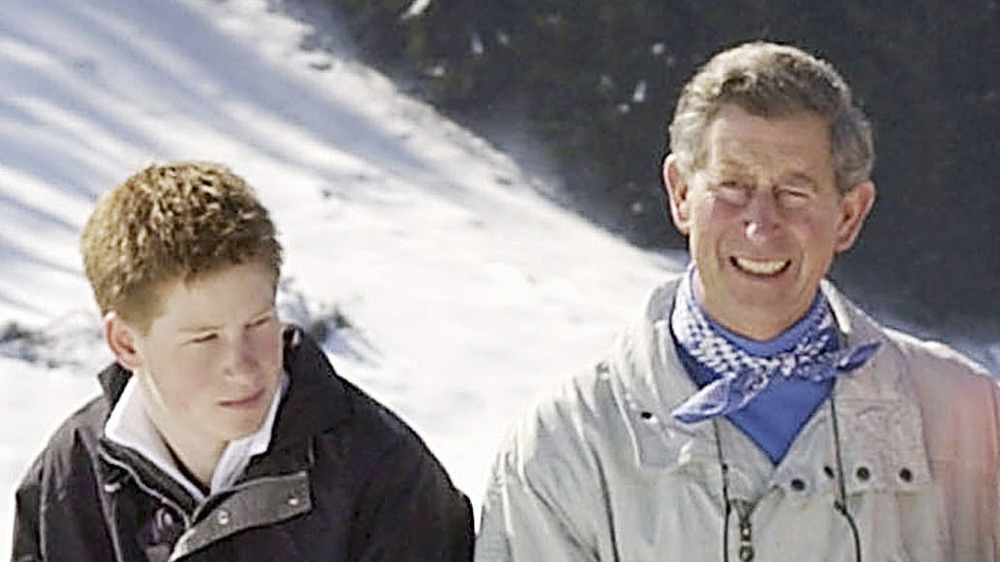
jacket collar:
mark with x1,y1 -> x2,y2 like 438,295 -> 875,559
243,325 -> 354,478
271,327 -> 350,439
609,276 -> 932,499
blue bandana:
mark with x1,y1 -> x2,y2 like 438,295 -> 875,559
670,270 -> 880,424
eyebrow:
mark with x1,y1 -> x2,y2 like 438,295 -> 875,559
178,305 -> 276,334
709,162 -> 819,189
778,172 -> 819,189
703,166 -> 748,184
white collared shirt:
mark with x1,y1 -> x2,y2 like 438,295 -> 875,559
104,371 -> 289,503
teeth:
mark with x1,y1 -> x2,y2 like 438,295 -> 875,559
734,257 -> 788,275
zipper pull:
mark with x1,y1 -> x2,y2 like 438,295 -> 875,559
732,500 -> 754,561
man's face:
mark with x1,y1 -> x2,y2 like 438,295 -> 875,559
116,260 -> 283,455
665,104 -> 874,340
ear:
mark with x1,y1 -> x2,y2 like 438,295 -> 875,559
104,312 -> 143,372
663,154 -> 693,236
834,180 -> 876,252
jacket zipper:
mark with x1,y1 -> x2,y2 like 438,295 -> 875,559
731,499 -> 754,561
98,448 -> 193,529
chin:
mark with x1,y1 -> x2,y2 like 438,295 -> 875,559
220,413 -> 269,440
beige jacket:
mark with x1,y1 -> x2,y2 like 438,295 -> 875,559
476,278 -> 1000,561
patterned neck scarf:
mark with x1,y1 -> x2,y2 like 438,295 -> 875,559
670,269 -> 880,424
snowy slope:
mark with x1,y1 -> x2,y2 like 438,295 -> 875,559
0,0 -> 680,553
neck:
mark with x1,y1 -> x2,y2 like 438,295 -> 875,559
142,401 -> 226,488
161,433 -> 225,488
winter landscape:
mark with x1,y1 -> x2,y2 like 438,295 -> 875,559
0,0 -> 996,557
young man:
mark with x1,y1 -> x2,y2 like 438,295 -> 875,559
475,42 -> 1000,560
12,162 -> 473,561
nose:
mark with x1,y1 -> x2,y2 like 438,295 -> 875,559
743,190 -> 781,242
225,332 -> 258,381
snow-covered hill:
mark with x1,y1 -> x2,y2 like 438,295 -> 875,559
0,0 -> 681,553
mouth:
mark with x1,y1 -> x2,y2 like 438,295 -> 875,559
219,389 -> 265,409
732,256 -> 790,276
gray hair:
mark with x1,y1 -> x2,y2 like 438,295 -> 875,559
668,42 -> 874,192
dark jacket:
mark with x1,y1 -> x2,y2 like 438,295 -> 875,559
12,326 -> 473,562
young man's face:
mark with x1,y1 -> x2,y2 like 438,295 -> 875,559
665,104 -> 874,340
115,260 -> 283,456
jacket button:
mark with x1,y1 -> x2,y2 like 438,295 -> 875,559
216,510 -> 231,526
288,496 -> 301,507
855,466 -> 870,481
899,467 -> 913,482
790,478 -> 806,491
156,507 -> 176,530
822,465 -> 835,479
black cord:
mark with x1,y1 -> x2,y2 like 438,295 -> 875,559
829,392 -> 863,562
714,420 -> 732,562
712,396 -> 864,562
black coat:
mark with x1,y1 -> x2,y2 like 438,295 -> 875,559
12,326 -> 473,561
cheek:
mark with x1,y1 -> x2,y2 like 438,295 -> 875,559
792,214 -> 842,256
689,201 -> 733,247
166,344 -> 224,388
251,324 -> 284,371
144,360 -> 213,414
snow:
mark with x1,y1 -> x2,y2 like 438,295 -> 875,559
0,0 -> 995,558
0,0 -> 679,554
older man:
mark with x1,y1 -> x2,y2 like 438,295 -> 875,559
474,42 -> 999,561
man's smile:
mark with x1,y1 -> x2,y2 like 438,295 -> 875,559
732,256 -> 791,276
